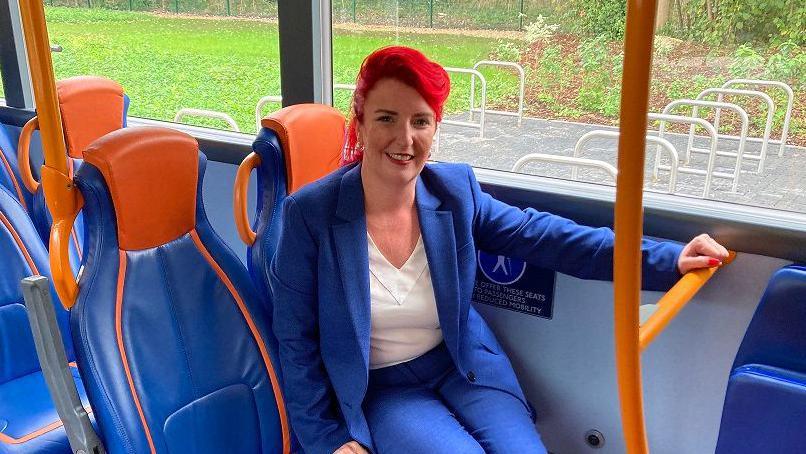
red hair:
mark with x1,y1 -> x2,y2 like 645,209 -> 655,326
342,46 -> 450,165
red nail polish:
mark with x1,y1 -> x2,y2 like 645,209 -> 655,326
708,258 -> 721,267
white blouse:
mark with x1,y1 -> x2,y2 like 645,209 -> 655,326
367,233 -> 443,369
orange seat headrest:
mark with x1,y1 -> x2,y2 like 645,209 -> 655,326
261,104 -> 345,194
56,76 -> 125,159
83,127 -> 199,251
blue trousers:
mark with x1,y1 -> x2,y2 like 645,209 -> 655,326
364,343 -> 547,454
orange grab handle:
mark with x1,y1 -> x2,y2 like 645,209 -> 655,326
234,152 -> 261,246
639,251 -> 736,351
41,166 -> 83,309
18,117 -> 41,193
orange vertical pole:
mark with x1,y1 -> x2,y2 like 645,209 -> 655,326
17,0 -> 67,173
19,0 -> 82,306
614,0 -> 658,452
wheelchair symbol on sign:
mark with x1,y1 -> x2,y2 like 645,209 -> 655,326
478,251 -> 527,285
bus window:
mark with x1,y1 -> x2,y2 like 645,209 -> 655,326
38,1 -> 803,213
46,3 -> 282,133
331,0 -> 803,215
644,1 -> 803,213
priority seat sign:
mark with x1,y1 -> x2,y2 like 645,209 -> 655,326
472,251 -> 555,319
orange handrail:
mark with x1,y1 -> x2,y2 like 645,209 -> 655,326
234,152 -> 261,246
18,117 -> 41,193
19,0 -> 81,307
41,166 -> 83,308
613,0 -> 658,452
640,252 -> 736,350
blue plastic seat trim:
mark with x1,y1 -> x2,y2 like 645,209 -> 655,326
0,123 -> 31,211
247,128 -> 288,312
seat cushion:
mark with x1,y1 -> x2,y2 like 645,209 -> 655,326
716,365 -> 806,454
0,367 -> 91,454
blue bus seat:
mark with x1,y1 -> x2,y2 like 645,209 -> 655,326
248,104 -> 344,300
715,265 -> 806,453
0,123 -> 31,212
72,126 -> 290,453
0,186 -> 91,454
21,76 -> 128,275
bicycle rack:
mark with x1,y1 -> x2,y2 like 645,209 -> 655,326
571,130 -> 680,193
513,153 -> 618,180
695,88 -> 774,172
254,95 -> 283,131
470,60 -> 525,126
174,108 -> 240,132
661,99 -> 748,192
649,113 -> 721,197
442,67 -> 487,138
721,79 -> 794,157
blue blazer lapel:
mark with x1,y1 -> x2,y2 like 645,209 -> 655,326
332,165 -> 371,370
416,178 -> 462,357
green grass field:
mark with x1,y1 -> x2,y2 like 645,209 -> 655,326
37,7 -> 520,132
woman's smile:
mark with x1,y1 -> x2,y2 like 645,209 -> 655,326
385,152 -> 415,164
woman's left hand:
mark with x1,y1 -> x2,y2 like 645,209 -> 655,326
677,233 -> 730,274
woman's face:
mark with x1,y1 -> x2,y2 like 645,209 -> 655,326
357,78 -> 436,187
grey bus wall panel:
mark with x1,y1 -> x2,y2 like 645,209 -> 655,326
21,276 -> 106,454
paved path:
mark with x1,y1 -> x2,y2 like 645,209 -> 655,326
435,113 -> 806,213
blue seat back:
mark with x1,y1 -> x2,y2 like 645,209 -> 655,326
730,265 -> 806,372
0,123 -> 32,212
248,127 -> 286,299
72,127 -> 290,454
0,186 -> 74,375
716,265 -> 806,453
0,185 -> 84,453
249,104 -> 344,302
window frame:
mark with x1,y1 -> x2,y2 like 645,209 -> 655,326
0,0 -> 33,108
278,0 -> 333,106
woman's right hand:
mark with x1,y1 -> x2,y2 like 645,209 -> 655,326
334,441 -> 369,454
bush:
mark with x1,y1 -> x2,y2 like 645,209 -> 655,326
729,40 -> 804,85
492,40 -> 522,61
576,35 -> 622,116
764,41 -> 804,82
524,15 -> 559,44
681,0 -> 804,46
561,0 -> 626,40
729,44 -> 765,77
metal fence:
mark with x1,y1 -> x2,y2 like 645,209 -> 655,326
45,0 -> 558,29
333,0 -> 557,30
47,0 -> 278,18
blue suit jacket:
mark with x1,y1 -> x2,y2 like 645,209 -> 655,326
269,163 -> 683,454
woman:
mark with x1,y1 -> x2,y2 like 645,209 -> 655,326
270,46 -> 728,454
